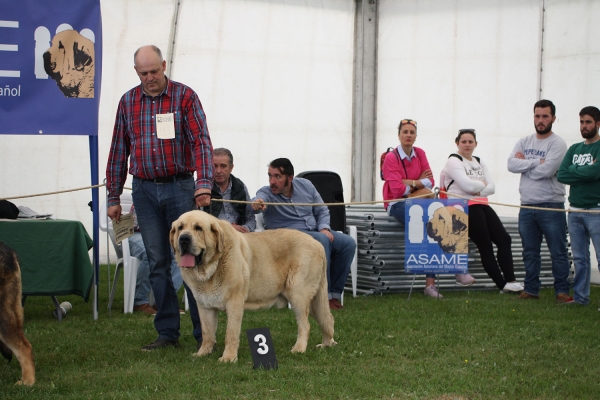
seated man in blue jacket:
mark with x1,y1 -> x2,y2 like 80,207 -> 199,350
251,158 -> 356,310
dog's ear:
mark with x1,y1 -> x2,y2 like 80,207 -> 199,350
452,212 -> 468,234
211,221 -> 224,252
169,222 -> 178,254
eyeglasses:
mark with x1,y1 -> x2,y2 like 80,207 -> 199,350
400,119 -> 417,126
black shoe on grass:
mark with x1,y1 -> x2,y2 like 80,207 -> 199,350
141,338 -> 180,352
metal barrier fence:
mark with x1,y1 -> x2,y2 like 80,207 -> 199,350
344,205 -> 572,295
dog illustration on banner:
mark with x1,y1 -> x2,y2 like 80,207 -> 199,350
405,199 -> 469,274
426,205 -> 468,253
37,24 -> 95,98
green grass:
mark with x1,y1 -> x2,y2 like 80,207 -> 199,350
2,266 -> 600,399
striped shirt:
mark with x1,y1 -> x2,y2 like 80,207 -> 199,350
106,79 -> 213,207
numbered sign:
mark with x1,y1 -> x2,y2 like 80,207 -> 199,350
246,327 -> 278,370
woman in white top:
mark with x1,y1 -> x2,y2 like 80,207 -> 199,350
440,129 -> 523,293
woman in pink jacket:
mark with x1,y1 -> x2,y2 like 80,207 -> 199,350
383,119 -> 474,297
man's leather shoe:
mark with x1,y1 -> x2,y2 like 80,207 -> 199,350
133,304 -> 156,315
141,338 -> 180,352
329,299 -> 343,310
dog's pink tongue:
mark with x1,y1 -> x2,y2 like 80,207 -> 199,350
179,254 -> 196,268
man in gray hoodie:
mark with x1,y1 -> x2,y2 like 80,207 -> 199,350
507,99 -> 572,303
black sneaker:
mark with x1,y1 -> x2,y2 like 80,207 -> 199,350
196,340 -> 203,352
141,338 -> 180,352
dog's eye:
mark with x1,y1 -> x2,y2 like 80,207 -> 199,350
194,224 -> 202,231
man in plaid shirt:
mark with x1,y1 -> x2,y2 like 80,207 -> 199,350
106,45 -> 213,352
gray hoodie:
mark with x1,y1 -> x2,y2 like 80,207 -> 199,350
507,132 -> 567,204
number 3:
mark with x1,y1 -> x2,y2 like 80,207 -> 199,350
254,334 -> 269,355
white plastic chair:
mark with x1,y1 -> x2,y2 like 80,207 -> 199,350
100,192 -> 140,314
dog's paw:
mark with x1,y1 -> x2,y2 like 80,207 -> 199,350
316,339 -> 338,348
194,345 -> 214,357
291,343 -> 307,353
218,353 -> 238,363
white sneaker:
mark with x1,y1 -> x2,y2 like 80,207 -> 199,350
502,281 -> 524,293
424,285 -> 443,298
455,273 -> 476,286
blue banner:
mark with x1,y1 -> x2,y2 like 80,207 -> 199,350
0,0 -> 102,135
404,198 -> 469,274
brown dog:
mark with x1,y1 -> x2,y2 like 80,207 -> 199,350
170,211 -> 336,362
43,29 -> 95,98
426,206 -> 469,254
0,242 -> 35,386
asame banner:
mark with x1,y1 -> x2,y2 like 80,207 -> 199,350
404,198 -> 469,274
0,0 -> 102,135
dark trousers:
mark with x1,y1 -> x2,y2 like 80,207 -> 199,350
469,205 -> 515,290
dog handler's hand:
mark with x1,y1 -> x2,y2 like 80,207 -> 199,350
251,198 -> 267,211
194,189 -> 211,208
107,205 -> 122,223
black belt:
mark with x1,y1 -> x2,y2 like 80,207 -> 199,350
139,172 -> 193,183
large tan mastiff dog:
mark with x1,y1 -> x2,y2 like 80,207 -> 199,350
170,210 -> 336,362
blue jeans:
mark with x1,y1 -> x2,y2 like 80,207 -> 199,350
303,230 -> 356,299
389,202 -> 435,279
132,176 -> 202,342
518,203 -> 570,296
129,232 -> 183,307
567,209 -> 600,305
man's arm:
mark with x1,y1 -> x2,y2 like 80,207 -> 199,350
306,182 -> 331,232
251,186 -> 272,212
106,98 -> 131,221
558,146 -> 600,184
241,184 -> 256,232
525,139 -> 567,181
507,139 -> 538,174
184,91 -> 213,207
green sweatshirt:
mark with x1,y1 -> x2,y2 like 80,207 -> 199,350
557,140 -> 600,208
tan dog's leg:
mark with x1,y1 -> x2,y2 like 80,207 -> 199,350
195,305 -> 217,357
220,296 -> 245,363
287,293 -> 312,353
311,270 -> 336,348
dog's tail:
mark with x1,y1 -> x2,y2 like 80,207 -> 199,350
310,255 -> 336,348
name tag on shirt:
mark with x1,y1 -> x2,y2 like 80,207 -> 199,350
156,113 -> 175,139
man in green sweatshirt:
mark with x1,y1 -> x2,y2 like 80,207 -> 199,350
557,106 -> 600,306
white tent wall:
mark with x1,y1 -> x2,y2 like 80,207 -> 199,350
376,0 -> 542,218
172,0 -> 356,197
1,0 -> 598,270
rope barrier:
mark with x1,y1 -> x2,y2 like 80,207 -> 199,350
2,183 -> 599,214
0,183 -> 106,201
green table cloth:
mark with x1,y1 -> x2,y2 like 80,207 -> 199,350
0,219 -> 94,301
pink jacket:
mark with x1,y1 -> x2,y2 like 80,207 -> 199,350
382,146 -> 434,210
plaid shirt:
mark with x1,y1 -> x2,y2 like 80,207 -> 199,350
106,79 -> 213,207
